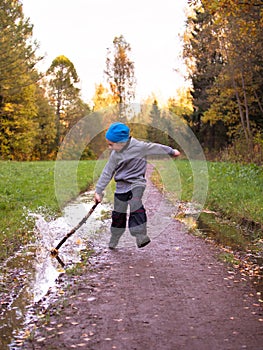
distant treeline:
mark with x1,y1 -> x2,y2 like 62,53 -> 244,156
0,1 -> 262,164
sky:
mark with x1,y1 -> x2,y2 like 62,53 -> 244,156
22,0 -> 189,106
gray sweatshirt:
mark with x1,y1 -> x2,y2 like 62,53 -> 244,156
95,137 -> 176,194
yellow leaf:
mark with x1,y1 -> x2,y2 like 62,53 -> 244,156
75,238 -> 82,245
22,329 -> 31,339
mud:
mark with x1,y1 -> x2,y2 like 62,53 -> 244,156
21,171 -> 263,350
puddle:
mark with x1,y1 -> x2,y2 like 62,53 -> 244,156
197,211 -> 263,299
174,204 -> 263,301
1,195 -> 262,349
0,192 -> 111,350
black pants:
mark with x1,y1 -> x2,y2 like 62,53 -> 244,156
111,186 -> 147,237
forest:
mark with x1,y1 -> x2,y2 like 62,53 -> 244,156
0,0 -> 262,164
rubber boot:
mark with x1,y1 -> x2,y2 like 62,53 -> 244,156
109,232 -> 123,249
136,233 -> 151,248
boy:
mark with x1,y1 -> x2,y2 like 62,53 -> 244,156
94,122 -> 180,249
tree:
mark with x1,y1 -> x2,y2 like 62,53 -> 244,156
92,83 -> 118,111
183,7 -> 226,149
104,35 -> 136,120
33,85 -> 56,160
0,0 -> 42,160
147,100 -> 161,142
0,0 -> 41,102
147,100 -> 169,145
46,55 -> 81,147
167,88 -> 193,120
0,83 -> 38,160
200,0 -> 263,154
183,1 -> 263,159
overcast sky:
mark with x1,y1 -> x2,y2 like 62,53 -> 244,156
22,0 -> 189,105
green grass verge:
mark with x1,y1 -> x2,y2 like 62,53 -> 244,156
0,160 -> 104,261
151,159 -> 263,250
206,161 -> 263,224
1,159 -> 262,261
152,159 -> 263,224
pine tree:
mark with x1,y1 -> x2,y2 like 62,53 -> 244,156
0,0 -> 41,100
46,55 -> 81,147
0,0 -> 42,159
147,100 -> 168,144
33,85 -> 56,160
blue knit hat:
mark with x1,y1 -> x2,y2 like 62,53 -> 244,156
105,122 -> 130,143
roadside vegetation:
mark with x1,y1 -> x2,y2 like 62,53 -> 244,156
152,159 -> 262,292
153,159 -> 263,224
152,159 -> 263,252
0,160 -> 100,262
1,159 -> 262,262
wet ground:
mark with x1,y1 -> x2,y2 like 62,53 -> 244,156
1,169 -> 263,349
0,193 -> 111,350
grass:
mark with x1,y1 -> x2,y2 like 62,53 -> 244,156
0,160 -> 104,261
151,159 -> 263,251
1,159 -> 262,261
206,162 -> 263,223
152,159 -> 263,224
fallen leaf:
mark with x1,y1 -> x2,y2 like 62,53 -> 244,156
22,329 -> 31,339
36,337 -> 46,342
75,238 -> 82,245
57,268 -> 65,273
87,297 -> 96,302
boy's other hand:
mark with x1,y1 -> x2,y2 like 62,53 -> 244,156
173,149 -> 181,157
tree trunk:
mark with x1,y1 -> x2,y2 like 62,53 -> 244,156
241,72 -> 252,139
254,91 -> 263,115
232,77 -> 249,145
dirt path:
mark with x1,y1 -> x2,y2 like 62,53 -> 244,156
23,171 -> 263,350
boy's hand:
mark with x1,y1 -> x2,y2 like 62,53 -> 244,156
94,192 -> 102,203
173,149 -> 181,157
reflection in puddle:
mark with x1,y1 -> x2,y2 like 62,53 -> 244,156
176,207 -> 263,300
0,192 -> 111,350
